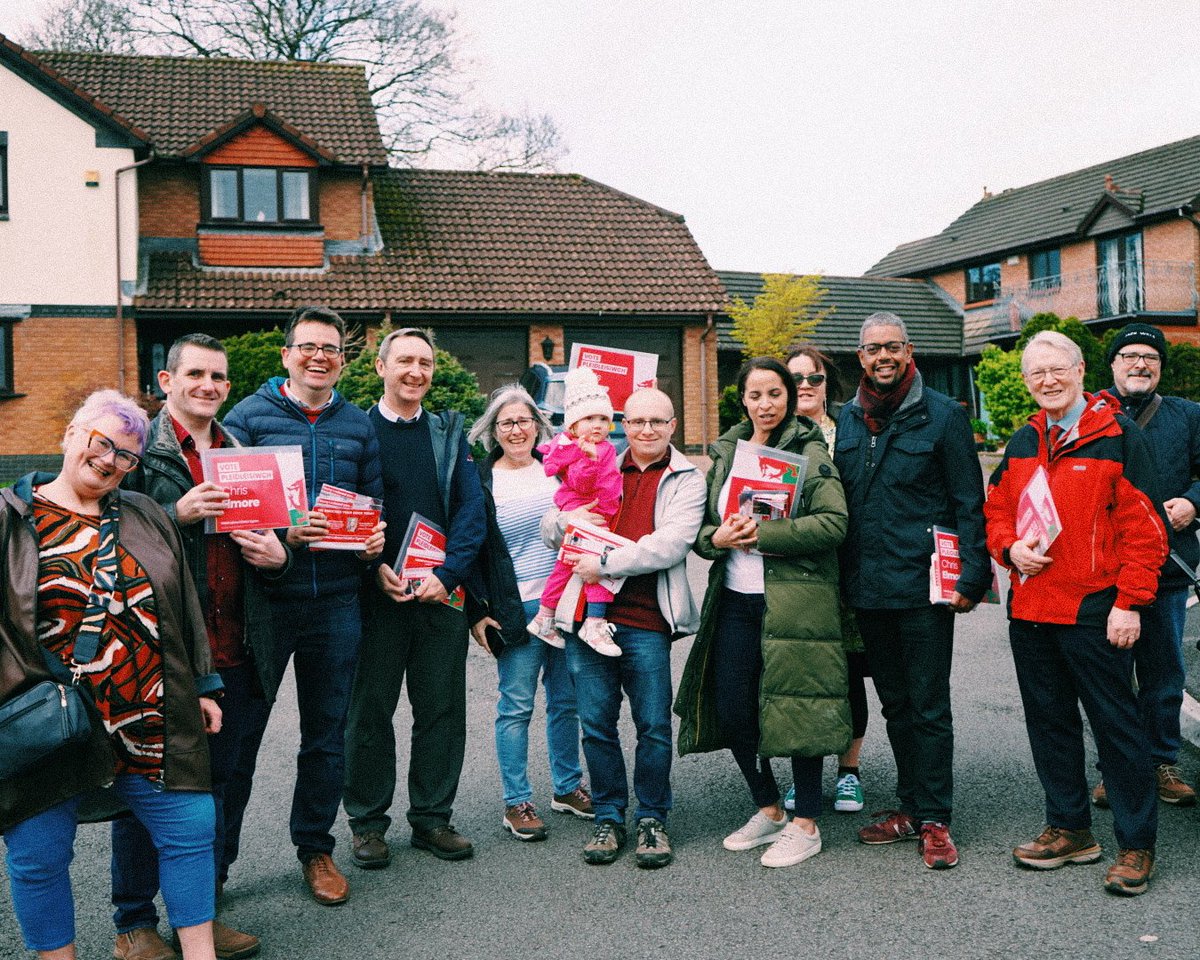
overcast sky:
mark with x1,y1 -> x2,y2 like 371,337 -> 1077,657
4,0 -> 1198,276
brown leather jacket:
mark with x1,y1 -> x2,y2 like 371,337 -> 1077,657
0,475 -> 219,831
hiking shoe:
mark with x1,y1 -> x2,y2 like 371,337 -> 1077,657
760,822 -> 822,868
579,617 -> 621,657
1156,764 -> 1196,805
1092,780 -> 1109,808
858,810 -> 917,845
503,802 -> 548,841
1104,848 -> 1155,896
918,821 -> 958,869
583,821 -> 626,865
635,817 -> 673,869
834,773 -> 865,812
527,613 -> 564,648
350,830 -> 390,869
1012,826 -> 1101,870
551,785 -> 595,819
723,810 -> 788,851
114,928 -> 176,960
783,785 -> 795,811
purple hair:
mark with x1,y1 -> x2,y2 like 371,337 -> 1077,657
67,389 -> 150,453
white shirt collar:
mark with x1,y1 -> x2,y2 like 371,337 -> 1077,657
376,396 -> 423,424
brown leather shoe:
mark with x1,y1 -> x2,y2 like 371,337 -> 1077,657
551,786 -> 595,819
1013,826 -> 1101,870
411,824 -> 474,860
212,922 -> 261,960
302,853 -> 350,905
503,802 -> 548,841
1156,764 -> 1196,805
1104,848 -> 1155,896
351,830 -> 391,869
114,927 -> 177,960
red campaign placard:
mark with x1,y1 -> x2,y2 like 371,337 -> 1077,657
200,446 -> 307,533
929,525 -> 1000,605
393,514 -> 464,610
568,343 -> 658,412
311,506 -> 382,551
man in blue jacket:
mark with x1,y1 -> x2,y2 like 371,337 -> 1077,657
1093,322 -> 1200,809
342,327 -> 486,868
834,312 -> 990,871
224,306 -> 385,907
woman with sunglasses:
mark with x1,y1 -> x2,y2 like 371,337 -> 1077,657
786,346 -> 870,816
1,390 -> 222,960
677,357 -> 850,868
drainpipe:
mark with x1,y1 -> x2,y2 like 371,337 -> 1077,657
699,314 -> 714,450
361,164 -> 370,252
115,155 -> 154,393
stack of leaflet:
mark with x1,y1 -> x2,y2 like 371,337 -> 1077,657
310,483 -> 383,551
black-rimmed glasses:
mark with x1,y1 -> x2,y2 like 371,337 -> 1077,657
86,430 -> 141,471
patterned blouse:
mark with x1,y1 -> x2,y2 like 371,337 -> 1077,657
34,495 -> 165,779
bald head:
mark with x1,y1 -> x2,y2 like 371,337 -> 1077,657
624,388 -> 675,468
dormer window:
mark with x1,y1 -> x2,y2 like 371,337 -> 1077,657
205,166 -> 316,224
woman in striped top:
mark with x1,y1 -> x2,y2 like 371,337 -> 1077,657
467,387 -> 594,842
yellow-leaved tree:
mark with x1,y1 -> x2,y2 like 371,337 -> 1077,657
728,273 -> 831,359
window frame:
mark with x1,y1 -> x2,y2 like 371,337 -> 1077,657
0,321 -> 14,395
201,165 -> 318,226
964,262 -> 1001,304
0,132 -> 9,219
1028,248 -> 1061,291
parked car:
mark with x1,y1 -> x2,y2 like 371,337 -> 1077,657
520,363 -> 627,453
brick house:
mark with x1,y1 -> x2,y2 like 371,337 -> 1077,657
866,135 -> 1200,355
0,38 -> 726,470
717,272 -> 974,411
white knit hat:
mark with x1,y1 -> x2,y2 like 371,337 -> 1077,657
563,366 -> 614,428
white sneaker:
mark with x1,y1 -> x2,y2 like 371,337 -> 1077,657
723,810 -> 788,851
760,822 -> 822,868
579,618 -> 621,657
527,614 -> 565,648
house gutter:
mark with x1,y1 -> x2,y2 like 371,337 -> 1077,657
115,155 -> 154,393
699,314 -> 714,449
361,165 -> 370,251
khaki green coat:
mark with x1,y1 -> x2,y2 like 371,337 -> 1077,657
674,417 -> 851,758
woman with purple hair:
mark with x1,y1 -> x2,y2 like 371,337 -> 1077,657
0,389 -> 223,960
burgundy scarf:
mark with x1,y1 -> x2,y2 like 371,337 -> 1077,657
858,361 -> 917,435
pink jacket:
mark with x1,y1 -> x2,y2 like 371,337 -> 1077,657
539,434 -> 622,521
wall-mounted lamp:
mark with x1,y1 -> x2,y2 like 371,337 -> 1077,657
541,336 -> 555,362
85,170 -> 101,187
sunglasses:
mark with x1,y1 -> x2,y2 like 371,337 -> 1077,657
794,374 -> 826,387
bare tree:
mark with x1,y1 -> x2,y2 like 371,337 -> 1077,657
21,0 -> 140,53
20,0 -> 565,171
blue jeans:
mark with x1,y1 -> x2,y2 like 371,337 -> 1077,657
236,594 -> 362,860
1010,619 -> 1157,850
1132,585 -> 1188,766
5,776 -> 215,952
495,599 -> 583,806
112,661 -> 269,931
565,624 -> 673,824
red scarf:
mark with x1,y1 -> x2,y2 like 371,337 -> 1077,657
858,361 -> 917,435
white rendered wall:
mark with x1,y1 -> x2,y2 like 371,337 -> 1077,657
0,65 -> 138,306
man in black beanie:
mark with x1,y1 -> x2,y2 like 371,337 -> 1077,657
1094,322 -> 1200,808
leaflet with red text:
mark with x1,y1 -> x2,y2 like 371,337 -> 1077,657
929,525 -> 1000,605
568,343 -> 658,412
721,440 -> 808,522
1015,465 -> 1062,583
392,513 -> 465,610
559,520 -> 635,594
200,445 -> 307,533
309,483 -> 383,551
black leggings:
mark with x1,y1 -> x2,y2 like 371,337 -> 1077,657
847,651 -> 869,741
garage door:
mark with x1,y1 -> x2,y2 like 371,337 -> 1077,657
431,327 -> 529,399
564,326 -> 683,430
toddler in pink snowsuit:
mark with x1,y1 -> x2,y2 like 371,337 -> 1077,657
527,366 -> 623,656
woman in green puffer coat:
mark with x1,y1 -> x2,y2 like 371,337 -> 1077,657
674,357 -> 850,869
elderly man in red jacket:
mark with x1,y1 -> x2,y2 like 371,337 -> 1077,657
984,330 -> 1168,897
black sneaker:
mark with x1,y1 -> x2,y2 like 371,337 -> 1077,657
635,817 -> 672,869
582,820 -> 626,865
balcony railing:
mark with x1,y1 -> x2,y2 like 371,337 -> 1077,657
976,259 -> 1197,332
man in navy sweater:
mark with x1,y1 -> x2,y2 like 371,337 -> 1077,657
1092,322 -> 1200,809
342,327 -> 486,867
224,306 -> 385,907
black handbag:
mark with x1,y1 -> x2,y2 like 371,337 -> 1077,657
0,679 -> 93,781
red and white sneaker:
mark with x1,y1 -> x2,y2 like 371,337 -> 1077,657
858,810 -> 917,845
527,613 -> 565,648
918,821 -> 959,869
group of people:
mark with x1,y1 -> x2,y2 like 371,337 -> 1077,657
1,307 -> 1197,958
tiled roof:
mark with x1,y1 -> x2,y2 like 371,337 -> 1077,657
35,50 -> 387,165
867,134 -> 1200,277
136,169 -> 729,314
718,272 -> 965,357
